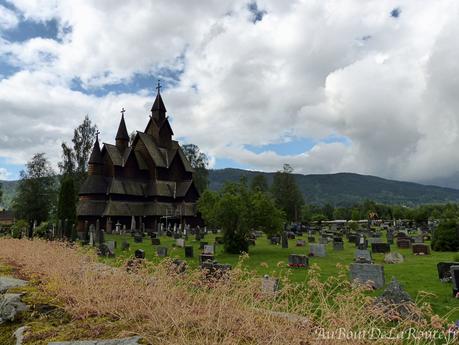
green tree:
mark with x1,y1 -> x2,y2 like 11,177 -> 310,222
0,182 -> 3,207
271,164 -> 304,222
250,173 -> 268,192
431,219 -> 459,252
57,175 -> 76,236
59,115 -> 98,187
13,153 -> 56,224
198,181 -> 285,253
181,144 -> 209,194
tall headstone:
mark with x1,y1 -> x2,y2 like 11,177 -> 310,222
281,232 -> 289,249
350,263 -> 385,289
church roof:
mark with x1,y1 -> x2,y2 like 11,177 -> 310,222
115,114 -> 129,141
88,137 -> 103,164
151,91 -> 167,113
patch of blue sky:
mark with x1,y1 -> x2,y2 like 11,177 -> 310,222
0,157 -> 24,180
213,157 -> 252,170
0,58 -> 20,79
245,135 -> 351,156
2,17 -> 59,42
71,67 -> 184,97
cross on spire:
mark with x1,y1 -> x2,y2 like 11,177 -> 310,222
95,130 -> 100,141
156,79 -> 162,93
121,107 -> 126,117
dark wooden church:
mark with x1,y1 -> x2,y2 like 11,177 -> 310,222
76,85 -> 200,233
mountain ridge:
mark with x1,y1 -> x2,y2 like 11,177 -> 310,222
2,169 -> 459,208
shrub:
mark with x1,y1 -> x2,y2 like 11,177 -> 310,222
11,219 -> 28,238
431,218 -> 459,251
34,221 -> 49,238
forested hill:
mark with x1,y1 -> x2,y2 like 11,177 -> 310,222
208,169 -> 459,206
3,169 -> 459,208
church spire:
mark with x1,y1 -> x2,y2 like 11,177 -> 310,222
116,108 -> 129,153
151,80 -> 167,122
88,131 -> 103,175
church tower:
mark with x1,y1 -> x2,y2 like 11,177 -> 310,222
115,108 -> 129,154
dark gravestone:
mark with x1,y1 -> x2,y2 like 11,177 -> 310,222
166,231 -> 172,237
200,254 -> 214,264
134,249 -> 145,259
173,233 -> 181,239
270,236 -> 280,245
287,232 -> 296,240
200,261 -> 232,279
371,242 -> 391,254
308,236 -> 315,243
288,254 -> 308,268
121,241 -> 130,251
350,263 -> 385,289
150,232 -> 158,239
333,241 -> 344,251
151,238 -> 161,245
184,245 -> 194,258
157,246 -> 168,257
397,239 -> 411,249
375,277 -> 413,318
356,235 -> 368,249
451,266 -> 459,296
98,243 -> 115,257
437,262 -> 459,280
281,233 -> 289,249
412,243 -> 430,255
134,233 -> 143,243
348,234 -> 357,243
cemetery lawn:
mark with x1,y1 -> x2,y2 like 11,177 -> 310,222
104,233 -> 459,321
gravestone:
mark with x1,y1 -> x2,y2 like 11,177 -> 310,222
288,254 -> 308,268
184,245 -> 194,258
134,249 -> 145,259
176,238 -> 185,248
350,263 -> 385,289
199,254 -> 214,263
270,236 -> 280,245
412,243 -> 430,255
384,252 -> 404,264
121,241 -> 130,251
309,243 -> 326,257
368,237 -> 384,244
281,233 -> 289,248
355,249 -> 372,263
375,277 -> 413,318
157,246 -> 168,257
450,266 -> 459,296
396,239 -> 411,249
203,244 -> 215,255
172,259 -> 187,274
308,236 -> 315,243
296,240 -> 306,247
151,238 -> 161,245
261,275 -> 279,293
333,242 -> 344,251
319,237 -> 328,245
134,233 -> 143,243
356,234 -> 368,249
200,261 -> 232,278
88,225 -> 95,246
200,241 -> 209,250
371,242 -> 390,254
105,240 -> 116,253
437,262 -> 459,280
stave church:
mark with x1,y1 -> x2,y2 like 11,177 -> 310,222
76,84 -> 200,233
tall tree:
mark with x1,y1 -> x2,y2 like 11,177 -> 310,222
0,183 -> 3,207
181,143 -> 209,193
13,153 -> 56,224
59,115 -> 97,186
271,164 -> 304,222
57,175 -> 76,236
250,173 -> 268,192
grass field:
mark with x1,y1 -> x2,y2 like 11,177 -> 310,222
103,232 -> 459,321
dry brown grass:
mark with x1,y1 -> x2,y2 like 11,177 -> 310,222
0,238 -> 454,345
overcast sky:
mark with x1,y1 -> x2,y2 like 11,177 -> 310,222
0,0 -> 458,183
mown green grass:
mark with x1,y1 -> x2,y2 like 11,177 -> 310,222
104,232 -> 459,321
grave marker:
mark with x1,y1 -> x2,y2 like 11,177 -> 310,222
350,263 -> 385,289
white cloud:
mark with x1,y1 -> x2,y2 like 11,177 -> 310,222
0,0 -> 459,183
0,5 -> 19,30
0,167 -> 10,180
